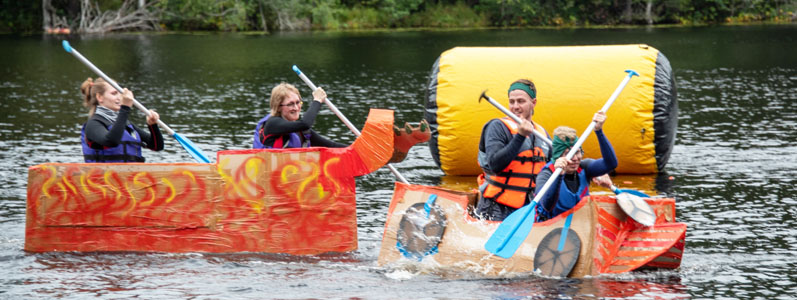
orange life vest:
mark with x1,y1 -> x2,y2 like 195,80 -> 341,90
479,117 -> 549,208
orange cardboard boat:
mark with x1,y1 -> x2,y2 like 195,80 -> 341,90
25,109 -> 395,255
377,182 -> 686,277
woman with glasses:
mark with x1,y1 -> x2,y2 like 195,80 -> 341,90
534,112 -> 618,222
253,82 -> 345,149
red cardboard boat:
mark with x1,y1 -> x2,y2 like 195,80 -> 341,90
25,109 -> 395,255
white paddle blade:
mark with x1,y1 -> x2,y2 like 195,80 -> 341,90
616,193 -> 657,226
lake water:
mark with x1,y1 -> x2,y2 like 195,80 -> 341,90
1,25 -> 796,298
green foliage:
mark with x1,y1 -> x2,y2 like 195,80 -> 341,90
0,0 -> 794,33
378,0 -> 424,23
0,0 -> 42,33
335,6 -> 389,28
403,1 -> 488,27
309,0 -> 345,29
157,0 -> 256,31
682,0 -> 733,22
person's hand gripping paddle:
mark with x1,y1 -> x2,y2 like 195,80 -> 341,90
293,65 -> 447,259
484,70 -> 640,269
62,41 -> 211,163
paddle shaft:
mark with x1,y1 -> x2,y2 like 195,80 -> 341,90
63,41 -> 211,163
611,184 -> 651,198
482,91 -> 652,199
293,65 -> 409,184
610,184 -> 647,196
64,46 -> 174,136
491,70 -> 637,254
480,92 -> 553,146
531,70 -> 637,207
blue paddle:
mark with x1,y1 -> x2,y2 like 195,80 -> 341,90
484,70 -> 639,259
62,41 -> 211,163
611,184 -> 650,198
481,81 -> 655,234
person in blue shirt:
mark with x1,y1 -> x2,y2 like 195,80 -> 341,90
534,112 -> 617,221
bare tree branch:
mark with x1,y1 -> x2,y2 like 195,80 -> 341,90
74,0 -> 161,34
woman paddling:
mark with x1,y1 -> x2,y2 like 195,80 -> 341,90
534,112 -> 618,222
253,83 -> 345,149
80,77 -> 164,162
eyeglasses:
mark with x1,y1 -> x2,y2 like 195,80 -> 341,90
280,100 -> 302,107
564,148 -> 585,157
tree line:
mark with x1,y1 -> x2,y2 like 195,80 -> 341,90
2,0 -> 795,34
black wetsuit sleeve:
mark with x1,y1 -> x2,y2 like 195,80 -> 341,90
535,166 -> 561,213
134,123 -> 165,151
84,106 -> 131,147
583,130 -> 618,178
480,119 -> 526,173
308,130 -> 347,148
263,101 -> 322,135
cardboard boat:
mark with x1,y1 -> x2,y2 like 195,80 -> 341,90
377,182 -> 686,277
25,109 -> 396,255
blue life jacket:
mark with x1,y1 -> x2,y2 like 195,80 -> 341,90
81,116 -> 145,163
253,115 -> 310,149
536,162 -> 589,221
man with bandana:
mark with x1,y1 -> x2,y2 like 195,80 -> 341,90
534,112 -> 618,222
475,79 -> 552,221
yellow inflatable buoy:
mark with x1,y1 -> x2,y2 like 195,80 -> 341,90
425,45 -> 677,175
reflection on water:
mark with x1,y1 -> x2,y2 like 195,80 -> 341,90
488,274 -> 689,299
1,25 -> 796,298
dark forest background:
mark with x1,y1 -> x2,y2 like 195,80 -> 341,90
2,0 -> 795,34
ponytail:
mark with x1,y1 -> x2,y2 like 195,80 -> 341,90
80,77 -> 109,118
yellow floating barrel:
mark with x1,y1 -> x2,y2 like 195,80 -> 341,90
425,45 -> 677,175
